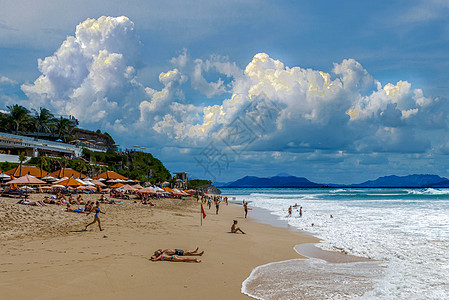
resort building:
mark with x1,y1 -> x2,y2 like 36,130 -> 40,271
173,172 -> 189,189
0,132 -> 106,163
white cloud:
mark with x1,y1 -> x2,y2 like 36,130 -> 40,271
190,55 -> 242,98
150,52 -> 441,155
16,15 -> 447,161
0,76 -> 17,85
22,16 -> 144,124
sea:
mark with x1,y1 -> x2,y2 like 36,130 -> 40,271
220,187 -> 449,300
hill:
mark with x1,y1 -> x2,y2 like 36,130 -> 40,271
220,175 -> 322,188
350,174 -> 449,188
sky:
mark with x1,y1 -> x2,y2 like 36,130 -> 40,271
2,0 -> 449,184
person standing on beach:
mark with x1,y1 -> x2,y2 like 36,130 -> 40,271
85,201 -> 105,231
244,201 -> 248,218
215,199 -> 220,215
299,206 -> 303,217
288,206 -> 292,217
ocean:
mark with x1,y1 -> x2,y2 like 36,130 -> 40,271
221,188 -> 449,299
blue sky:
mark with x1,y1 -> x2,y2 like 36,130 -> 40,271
2,0 -> 449,184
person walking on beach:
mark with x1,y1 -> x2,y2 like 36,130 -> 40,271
85,201 -> 105,231
288,205 -> 292,217
299,206 -> 303,217
231,220 -> 246,234
244,201 -> 248,218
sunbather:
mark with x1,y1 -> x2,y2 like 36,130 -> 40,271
153,247 -> 204,257
151,253 -> 201,263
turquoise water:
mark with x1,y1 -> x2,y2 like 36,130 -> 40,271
222,188 -> 449,299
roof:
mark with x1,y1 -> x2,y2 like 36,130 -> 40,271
49,168 -> 86,179
5,165 -> 48,178
94,170 -> 128,180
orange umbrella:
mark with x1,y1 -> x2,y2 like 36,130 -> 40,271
7,174 -> 46,185
111,182 -> 125,188
58,177 -> 84,186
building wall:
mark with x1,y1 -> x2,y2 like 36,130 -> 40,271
0,154 -> 24,163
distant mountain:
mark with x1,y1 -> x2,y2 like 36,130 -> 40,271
221,175 -> 322,188
217,173 -> 449,188
351,174 -> 449,188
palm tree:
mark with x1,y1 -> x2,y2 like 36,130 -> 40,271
0,112 -> 13,133
6,105 -> 32,135
18,151 -> 27,176
54,117 -> 72,142
33,107 -> 56,139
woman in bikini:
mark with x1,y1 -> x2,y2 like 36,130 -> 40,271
151,252 -> 201,263
153,247 -> 204,257
84,201 -> 105,231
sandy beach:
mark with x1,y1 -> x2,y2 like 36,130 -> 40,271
0,194 -> 318,299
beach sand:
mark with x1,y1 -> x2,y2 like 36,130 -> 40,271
0,194 -> 318,299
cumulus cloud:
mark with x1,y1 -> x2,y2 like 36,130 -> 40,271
18,15 -> 446,163
150,52 -> 441,156
22,16 -> 143,123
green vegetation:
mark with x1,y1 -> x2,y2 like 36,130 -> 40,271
187,179 -> 212,189
0,104 -> 78,141
24,150 -> 171,184
82,149 -> 171,183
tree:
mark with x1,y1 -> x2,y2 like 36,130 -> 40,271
54,117 -> 72,142
33,107 -> 56,138
6,105 -> 31,135
0,112 -> 13,132
18,151 -> 27,176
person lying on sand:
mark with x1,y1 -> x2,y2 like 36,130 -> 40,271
150,253 -> 201,263
18,199 -> 46,206
66,204 -> 84,213
231,220 -> 246,234
153,248 -> 204,257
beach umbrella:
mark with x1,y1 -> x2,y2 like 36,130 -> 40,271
0,172 -> 11,180
140,187 -> 156,194
131,184 -> 143,190
51,184 -> 65,188
7,174 -> 46,185
20,186 -> 35,191
53,177 -> 69,184
118,184 -> 136,191
76,179 -> 95,186
91,180 -> 107,187
111,182 -> 125,188
58,177 -> 83,186
42,175 -> 57,181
